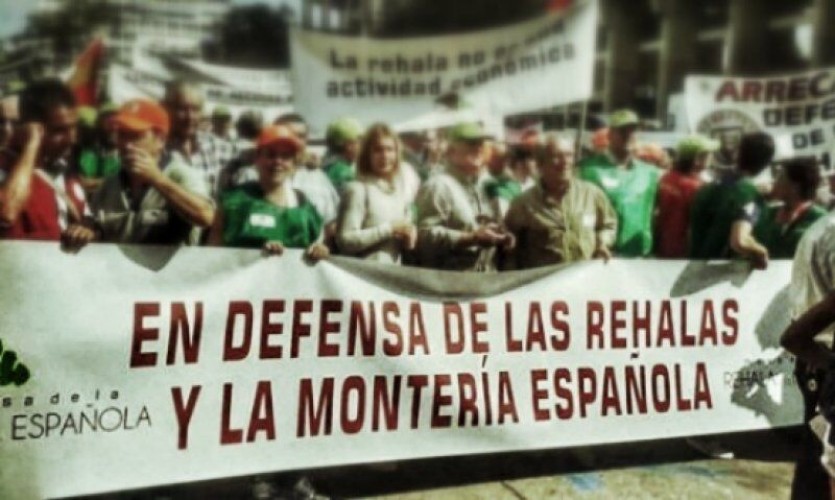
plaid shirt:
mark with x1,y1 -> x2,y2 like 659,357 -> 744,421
172,132 -> 236,198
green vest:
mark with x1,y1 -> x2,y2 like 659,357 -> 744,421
689,175 -> 762,259
754,204 -> 826,259
578,154 -> 659,257
220,183 -> 323,249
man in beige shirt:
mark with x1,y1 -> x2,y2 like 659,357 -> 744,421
505,135 -> 616,269
415,122 -> 514,272
94,99 -> 214,245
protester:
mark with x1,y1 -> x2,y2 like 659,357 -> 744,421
0,79 -> 94,249
781,292 -> 835,500
78,103 -> 120,196
689,132 -> 775,268
336,123 -> 416,264
753,157 -> 826,259
655,135 -> 717,259
275,113 -> 318,170
415,122 -> 513,271
211,106 -> 234,141
784,206 -> 835,500
484,142 -> 522,219
218,110 -> 264,192
226,113 -> 341,229
508,146 -> 538,190
276,113 -> 341,247
208,124 -> 328,260
505,135 -> 616,269
486,141 -> 508,179
163,80 -> 232,197
578,109 -> 659,257
322,116 -> 363,192
401,129 -> 445,181
590,127 -> 609,154
0,95 -> 18,152
236,110 -> 264,152
93,99 -> 214,245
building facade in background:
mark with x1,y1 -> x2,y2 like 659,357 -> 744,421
107,0 -> 230,62
27,0 -> 231,67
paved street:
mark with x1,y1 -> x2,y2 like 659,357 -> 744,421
373,460 -> 793,500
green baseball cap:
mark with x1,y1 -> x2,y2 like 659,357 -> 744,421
610,109 -> 640,129
448,122 -> 492,144
326,117 -> 364,146
677,135 -> 719,161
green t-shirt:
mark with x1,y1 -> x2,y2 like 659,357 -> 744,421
578,154 -> 660,257
79,149 -> 120,178
220,183 -> 323,249
688,174 -> 762,259
753,203 -> 826,259
324,159 -> 355,192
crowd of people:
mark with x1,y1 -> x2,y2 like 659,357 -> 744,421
0,78 -> 824,273
7,77 -> 835,499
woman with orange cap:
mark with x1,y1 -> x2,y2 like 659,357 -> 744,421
208,124 -> 328,260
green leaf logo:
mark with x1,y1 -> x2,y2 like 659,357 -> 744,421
0,339 -> 31,387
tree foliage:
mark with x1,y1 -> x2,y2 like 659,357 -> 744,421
210,4 -> 293,69
380,0 -> 547,37
24,0 -> 116,66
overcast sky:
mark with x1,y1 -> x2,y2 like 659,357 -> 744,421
0,0 -> 302,39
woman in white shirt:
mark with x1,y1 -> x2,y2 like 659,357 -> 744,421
336,123 -> 417,264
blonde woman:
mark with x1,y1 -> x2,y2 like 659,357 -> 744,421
336,123 -> 416,264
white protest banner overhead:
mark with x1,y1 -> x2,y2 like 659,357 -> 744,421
685,69 -> 835,169
0,242 -> 800,498
289,0 -> 598,134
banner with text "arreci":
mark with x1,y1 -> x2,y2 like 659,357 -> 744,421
289,1 -> 598,135
0,242 -> 801,499
685,69 -> 835,170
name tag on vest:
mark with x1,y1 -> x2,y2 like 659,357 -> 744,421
249,213 -> 277,228
601,177 -> 620,190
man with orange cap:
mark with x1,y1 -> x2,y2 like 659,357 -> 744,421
92,99 -> 214,245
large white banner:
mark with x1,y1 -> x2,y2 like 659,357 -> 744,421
0,242 -> 801,498
685,69 -> 835,170
290,1 -> 598,134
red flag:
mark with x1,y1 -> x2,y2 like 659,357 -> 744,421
547,0 -> 573,12
67,38 -> 105,107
